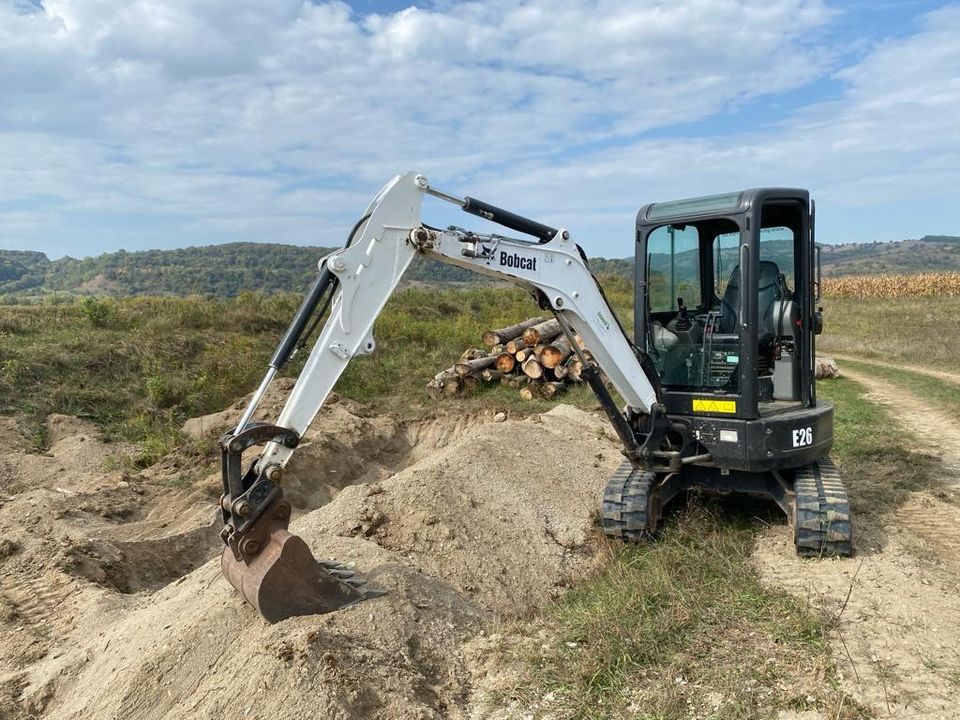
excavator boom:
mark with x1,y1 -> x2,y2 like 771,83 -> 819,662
218,172 -> 663,622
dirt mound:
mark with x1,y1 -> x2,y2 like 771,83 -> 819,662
180,379 -> 471,510
317,407 -> 620,613
2,404 -> 621,719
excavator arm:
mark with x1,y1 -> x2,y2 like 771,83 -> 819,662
219,171 -> 665,622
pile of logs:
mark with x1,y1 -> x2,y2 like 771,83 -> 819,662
426,316 -> 596,400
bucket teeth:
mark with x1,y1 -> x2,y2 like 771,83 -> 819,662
221,498 -> 384,623
221,531 -> 381,623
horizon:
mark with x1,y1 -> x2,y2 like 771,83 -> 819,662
2,0 -> 959,259
4,232 -> 958,264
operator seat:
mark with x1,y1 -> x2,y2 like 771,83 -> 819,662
718,261 -> 789,343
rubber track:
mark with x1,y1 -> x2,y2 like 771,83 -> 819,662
601,459 -> 653,542
794,457 -> 853,557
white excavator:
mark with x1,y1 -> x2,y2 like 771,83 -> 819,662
218,172 -> 852,622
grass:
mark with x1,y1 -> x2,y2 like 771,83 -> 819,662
817,376 -> 942,520
488,507 -> 862,719
818,296 -> 960,370
836,358 -> 960,424
483,374 -> 944,719
0,294 -> 297,464
0,280 -> 632,463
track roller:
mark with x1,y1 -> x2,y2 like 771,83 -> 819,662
601,460 -> 654,542
793,457 -> 853,557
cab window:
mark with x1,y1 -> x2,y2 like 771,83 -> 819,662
646,224 -> 701,313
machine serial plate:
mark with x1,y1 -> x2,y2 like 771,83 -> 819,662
692,399 -> 737,414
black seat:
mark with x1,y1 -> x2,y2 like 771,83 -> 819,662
718,261 -> 788,342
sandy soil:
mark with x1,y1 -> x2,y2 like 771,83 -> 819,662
754,368 -> 960,719
0,392 -> 622,720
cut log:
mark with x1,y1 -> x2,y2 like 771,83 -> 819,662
553,363 -> 569,380
515,348 -> 532,363
519,386 -> 536,401
533,343 -> 547,358
483,317 -> 549,347
461,374 -> 481,395
521,319 -> 561,347
505,337 -> 529,355
540,335 -> 573,369
540,381 -> 566,399
566,359 -> 583,383
494,352 -> 516,374
455,355 -> 497,377
815,356 -> 839,379
521,356 -> 544,380
459,347 -> 488,362
505,374 -> 528,388
481,368 -> 505,382
426,368 -> 459,399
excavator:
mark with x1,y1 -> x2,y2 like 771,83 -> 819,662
218,172 -> 852,622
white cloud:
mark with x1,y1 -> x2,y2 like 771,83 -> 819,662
0,0 -> 955,257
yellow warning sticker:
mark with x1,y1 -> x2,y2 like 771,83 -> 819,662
692,399 -> 737,414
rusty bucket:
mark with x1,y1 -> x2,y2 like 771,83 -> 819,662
221,500 -> 371,623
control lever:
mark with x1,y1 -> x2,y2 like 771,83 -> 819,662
675,296 -> 692,332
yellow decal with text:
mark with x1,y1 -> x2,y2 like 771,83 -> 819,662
692,399 -> 737,414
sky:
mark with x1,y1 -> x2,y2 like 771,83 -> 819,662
1,0 -> 958,260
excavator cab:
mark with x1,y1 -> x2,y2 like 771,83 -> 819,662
636,189 -> 820,423
607,189 -> 850,555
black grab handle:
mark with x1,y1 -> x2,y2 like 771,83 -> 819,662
462,196 -> 559,244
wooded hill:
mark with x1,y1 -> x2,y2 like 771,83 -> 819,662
0,242 -> 635,298
1,234 -> 957,298
819,235 -> 960,275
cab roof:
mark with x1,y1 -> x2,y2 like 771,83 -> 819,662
637,187 -> 809,228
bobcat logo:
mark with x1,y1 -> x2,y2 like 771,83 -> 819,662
499,251 -> 537,271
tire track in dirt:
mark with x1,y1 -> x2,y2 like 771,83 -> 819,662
830,353 -> 960,387
841,365 -> 960,569
755,367 -> 960,719
840,365 -> 960,476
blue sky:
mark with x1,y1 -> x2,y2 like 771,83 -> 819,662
1,0 -> 958,260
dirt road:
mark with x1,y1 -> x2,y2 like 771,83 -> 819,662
829,353 -> 960,387
755,367 -> 960,719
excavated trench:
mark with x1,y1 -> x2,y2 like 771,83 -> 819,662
2,396 -> 626,720
50,399 -> 487,597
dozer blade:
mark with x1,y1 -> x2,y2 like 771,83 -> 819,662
221,499 -> 381,623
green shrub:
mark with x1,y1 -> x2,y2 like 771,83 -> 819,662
81,297 -> 116,328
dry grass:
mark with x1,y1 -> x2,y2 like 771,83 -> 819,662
0,280 -> 633,460
823,272 -> 960,298
818,296 -> 960,370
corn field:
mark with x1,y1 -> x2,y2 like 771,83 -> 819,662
823,272 -> 960,298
